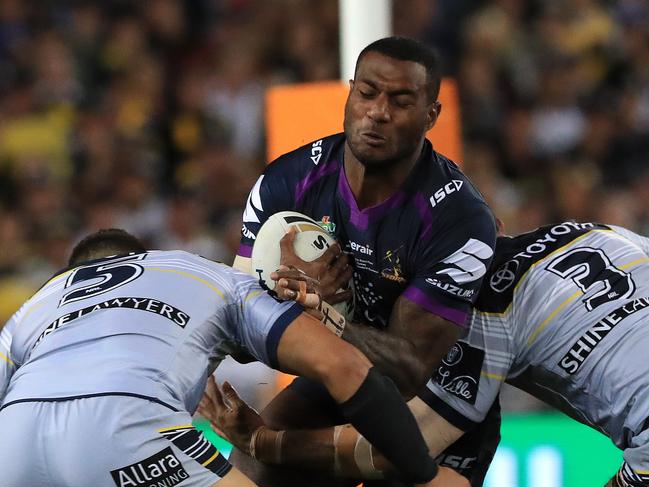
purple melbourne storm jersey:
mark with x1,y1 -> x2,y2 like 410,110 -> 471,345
238,133 -> 496,329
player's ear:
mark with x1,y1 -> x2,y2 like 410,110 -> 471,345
348,79 -> 354,92
426,101 -> 441,130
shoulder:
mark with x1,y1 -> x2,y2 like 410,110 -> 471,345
423,149 -> 490,216
265,133 -> 345,178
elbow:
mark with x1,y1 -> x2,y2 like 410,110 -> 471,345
391,362 -> 431,400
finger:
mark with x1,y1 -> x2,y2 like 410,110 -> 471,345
295,280 -> 308,304
319,242 -> 343,266
300,292 -> 322,309
222,381 -> 245,408
326,289 -> 353,305
279,228 -> 301,265
207,376 -> 227,410
330,251 -> 350,269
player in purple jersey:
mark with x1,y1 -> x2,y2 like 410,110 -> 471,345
233,37 -> 497,486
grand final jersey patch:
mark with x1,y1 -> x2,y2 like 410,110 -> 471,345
433,342 -> 484,405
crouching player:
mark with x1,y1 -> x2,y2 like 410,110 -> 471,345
201,222 -> 649,487
0,229 -> 438,486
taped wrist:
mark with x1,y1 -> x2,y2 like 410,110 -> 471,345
250,426 -> 283,464
318,301 -> 346,337
338,367 -> 438,484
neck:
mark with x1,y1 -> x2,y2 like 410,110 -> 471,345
343,142 -> 423,209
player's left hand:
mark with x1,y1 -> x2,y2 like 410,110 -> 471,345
198,376 -> 264,455
279,227 -> 353,304
271,265 -> 323,310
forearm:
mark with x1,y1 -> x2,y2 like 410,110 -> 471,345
342,322 -> 425,397
252,424 -> 389,479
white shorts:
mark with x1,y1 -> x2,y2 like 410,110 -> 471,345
0,395 -> 232,487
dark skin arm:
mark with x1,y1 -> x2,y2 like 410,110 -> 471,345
278,229 -> 462,399
343,296 -> 461,399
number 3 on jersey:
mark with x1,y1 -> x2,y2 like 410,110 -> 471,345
546,247 -> 635,311
59,253 -> 147,307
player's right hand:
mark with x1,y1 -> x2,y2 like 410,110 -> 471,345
198,376 -> 264,455
279,228 -> 353,304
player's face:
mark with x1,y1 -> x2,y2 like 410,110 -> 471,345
344,51 -> 438,169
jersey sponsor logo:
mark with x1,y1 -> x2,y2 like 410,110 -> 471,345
434,342 -> 484,404
242,175 -> 264,224
559,296 -> 649,374
241,224 -> 256,240
437,239 -> 494,284
110,446 -> 188,487
489,259 -> 519,293
430,179 -> 463,208
425,278 -> 475,299
310,139 -> 323,165
436,454 -> 476,472
350,241 -> 373,255
33,297 -> 190,352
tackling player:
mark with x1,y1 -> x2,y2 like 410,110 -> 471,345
207,222 -> 649,487
233,36 -> 497,485
0,229 -> 440,486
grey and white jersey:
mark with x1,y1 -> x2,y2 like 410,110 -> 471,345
0,250 -> 301,413
423,222 -> 649,450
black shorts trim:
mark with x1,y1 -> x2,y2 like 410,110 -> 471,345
265,303 -> 304,368
0,392 -> 179,412
417,386 -> 478,432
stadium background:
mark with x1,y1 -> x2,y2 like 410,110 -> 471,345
0,0 -> 646,485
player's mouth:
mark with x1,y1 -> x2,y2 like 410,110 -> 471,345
360,131 -> 387,146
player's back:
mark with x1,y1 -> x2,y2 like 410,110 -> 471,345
2,250 -> 254,413
476,222 -> 649,447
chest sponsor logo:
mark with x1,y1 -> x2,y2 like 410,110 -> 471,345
433,342 -> 484,404
380,246 -> 406,283
489,259 -> 519,292
310,139 -> 323,165
242,175 -> 264,224
559,296 -> 649,374
430,179 -> 463,208
350,241 -> 373,255
437,239 -> 493,284
111,447 -> 189,487
425,278 -> 475,298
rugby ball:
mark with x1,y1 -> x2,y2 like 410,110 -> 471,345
251,211 -> 354,318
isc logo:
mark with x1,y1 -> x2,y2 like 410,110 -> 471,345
430,179 -> 464,208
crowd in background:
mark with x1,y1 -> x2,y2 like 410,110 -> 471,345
0,0 -> 647,408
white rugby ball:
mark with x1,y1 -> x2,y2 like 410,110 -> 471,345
251,211 -> 354,318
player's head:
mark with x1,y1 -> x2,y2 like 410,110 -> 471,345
68,228 -> 146,266
344,36 -> 442,169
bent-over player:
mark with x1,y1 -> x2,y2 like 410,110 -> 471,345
0,229 -> 439,487
205,222 -> 649,487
